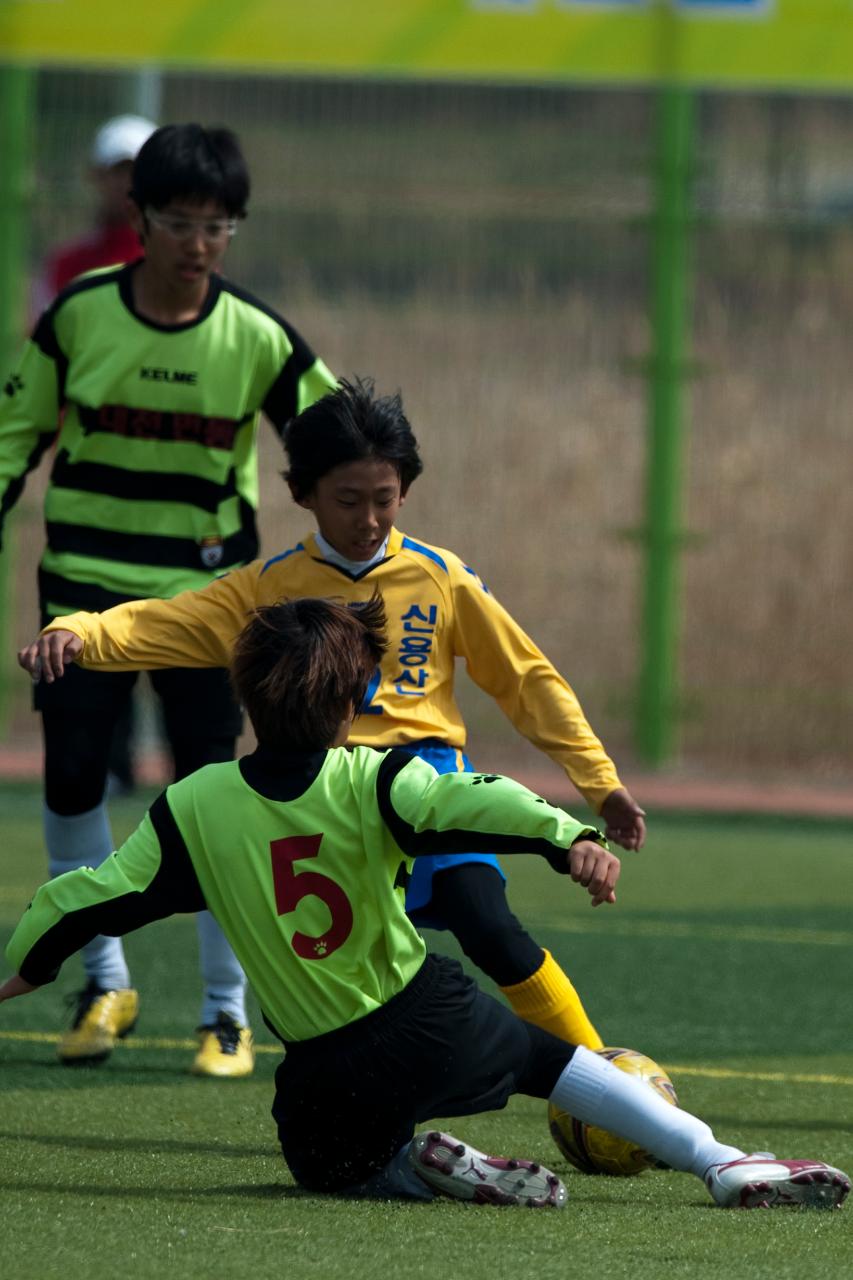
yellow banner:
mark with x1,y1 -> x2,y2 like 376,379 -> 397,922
2,1 -> 853,91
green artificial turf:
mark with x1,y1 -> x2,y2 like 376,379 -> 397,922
1,782 -> 851,1279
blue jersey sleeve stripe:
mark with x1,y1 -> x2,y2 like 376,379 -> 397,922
401,536 -> 448,573
463,564 -> 490,593
260,542 -> 304,575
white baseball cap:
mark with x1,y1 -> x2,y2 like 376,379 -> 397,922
91,115 -> 157,168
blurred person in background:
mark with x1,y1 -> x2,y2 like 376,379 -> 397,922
32,114 -> 157,315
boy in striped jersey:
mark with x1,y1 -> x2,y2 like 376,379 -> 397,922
22,378 -> 641,1054
6,597 -> 848,1209
1,123 -> 336,1074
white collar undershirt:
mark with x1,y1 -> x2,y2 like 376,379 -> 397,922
314,531 -> 390,577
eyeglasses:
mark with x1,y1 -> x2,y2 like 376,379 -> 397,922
144,208 -> 237,243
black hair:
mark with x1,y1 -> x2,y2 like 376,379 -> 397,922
284,377 -> 424,501
231,594 -> 388,752
130,123 -> 250,218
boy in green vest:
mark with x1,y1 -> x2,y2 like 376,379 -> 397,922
4,595 -> 847,1210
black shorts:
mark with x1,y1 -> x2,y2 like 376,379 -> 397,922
33,660 -> 242,733
36,663 -> 244,812
272,953 -> 573,1192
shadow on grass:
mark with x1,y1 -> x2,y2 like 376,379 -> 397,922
1,1056 -> 275,1089
0,1130 -> 276,1159
0,1172 -> 715,1211
703,1113 -> 853,1137
0,1177 -> 309,1201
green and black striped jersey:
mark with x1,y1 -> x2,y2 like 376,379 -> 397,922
0,263 -> 336,617
6,745 -> 600,1042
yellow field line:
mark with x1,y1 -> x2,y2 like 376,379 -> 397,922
1,1029 -> 851,1086
662,1063 -> 853,1088
0,1029 -> 281,1054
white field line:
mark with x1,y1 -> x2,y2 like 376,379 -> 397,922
1,1030 -> 852,1086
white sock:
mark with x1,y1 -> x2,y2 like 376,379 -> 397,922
43,803 -> 130,991
552,1045 -> 745,1178
197,910 -> 248,1026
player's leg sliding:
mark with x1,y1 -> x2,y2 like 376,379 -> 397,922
407,1132 -> 568,1207
428,866 -> 604,1050
551,1045 -> 850,1209
501,949 -> 604,1050
193,911 -> 254,1078
44,802 -> 138,1065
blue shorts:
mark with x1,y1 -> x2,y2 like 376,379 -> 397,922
403,739 -> 505,926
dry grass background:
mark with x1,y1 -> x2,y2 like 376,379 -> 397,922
6,271 -> 852,786
4,74 -> 852,788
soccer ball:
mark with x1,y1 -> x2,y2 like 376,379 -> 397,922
548,1047 -> 678,1177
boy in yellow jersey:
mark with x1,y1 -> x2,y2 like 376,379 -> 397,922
6,597 -> 848,1210
20,378 -> 644,1050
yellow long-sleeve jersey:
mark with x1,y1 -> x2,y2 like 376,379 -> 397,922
45,527 -> 622,812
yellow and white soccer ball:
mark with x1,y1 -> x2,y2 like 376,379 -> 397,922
548,1047 -> 678,1177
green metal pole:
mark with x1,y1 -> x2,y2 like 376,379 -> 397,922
0,66 -> 34,375
636,83 -> 695,766
0,65 -> 36,735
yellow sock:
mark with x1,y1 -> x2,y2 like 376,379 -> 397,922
500,949 -> 604,1049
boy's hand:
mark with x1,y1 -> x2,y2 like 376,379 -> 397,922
18,630 -> 83,683
600,787 -> 646,851
0,974 -> 38,1004
567,838 -> 620,907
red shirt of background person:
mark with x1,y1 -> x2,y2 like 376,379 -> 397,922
32,115 -> 157,315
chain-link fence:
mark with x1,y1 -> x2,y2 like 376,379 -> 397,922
5,68 -> 852,784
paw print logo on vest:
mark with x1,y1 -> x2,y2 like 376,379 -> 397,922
314,940 -> 328,957
4,374 -> 24,398
471,774 -> 500,785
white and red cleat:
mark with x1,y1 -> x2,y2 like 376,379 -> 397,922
706,1155 -> 850,1209
409,1131 -> 568,1207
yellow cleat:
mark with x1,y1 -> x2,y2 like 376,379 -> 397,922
192,1011 -> 255,1078
58,982 -> 139,1065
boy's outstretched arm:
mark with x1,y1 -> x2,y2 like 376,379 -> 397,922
18,629 -> 82,683
4,795 -> 206,991
450,563 -> 645,850
17,563 -> 260,682
377,750 -> 621,908
566,839 -> 620,906
599,787 -> 646,852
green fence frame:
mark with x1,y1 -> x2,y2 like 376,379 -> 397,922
637,84 -> 695,766
0,66 -> 35,736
